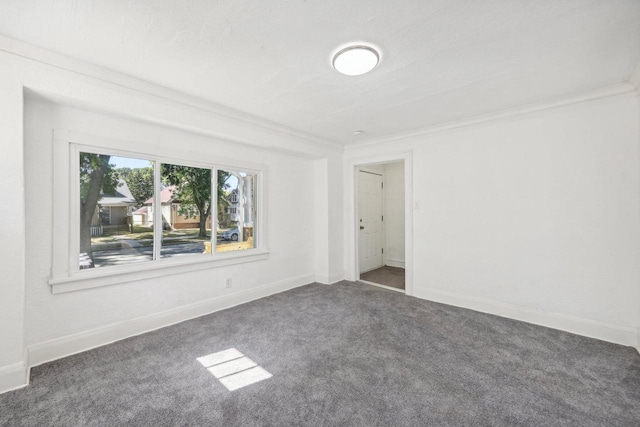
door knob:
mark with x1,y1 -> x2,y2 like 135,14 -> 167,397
360,226 -> 365,230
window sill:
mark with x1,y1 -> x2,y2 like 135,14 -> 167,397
48,249 -> 270,294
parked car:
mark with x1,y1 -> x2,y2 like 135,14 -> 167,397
221,228 -> 239,241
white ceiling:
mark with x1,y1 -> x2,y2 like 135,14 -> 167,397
1,0 -> 639,146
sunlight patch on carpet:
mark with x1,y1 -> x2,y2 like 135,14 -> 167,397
197,348 -> 272,391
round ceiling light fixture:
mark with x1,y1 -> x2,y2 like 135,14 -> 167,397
333,45 -> 379,76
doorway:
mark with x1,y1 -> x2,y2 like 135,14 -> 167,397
357,161 -> 405,292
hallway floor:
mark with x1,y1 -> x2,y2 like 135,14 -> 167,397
360,265 -> 405,290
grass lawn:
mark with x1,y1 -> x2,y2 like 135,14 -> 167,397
92,227 -> 212,244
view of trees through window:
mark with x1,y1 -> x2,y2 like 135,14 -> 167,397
159,163 -> 212,258
78,151 -> 258,270
79,152 -> 154,268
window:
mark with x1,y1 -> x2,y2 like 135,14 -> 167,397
160,163 -> 212,259
216,170 -> 257,253
79,152 -> 154,268
99,206 -> 111,225
51,136 -> 265,291
78,150 -> 261,269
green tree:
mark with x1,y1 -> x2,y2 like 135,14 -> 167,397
161,166 -> 230,237
80,153 -> 117,260
114,167 -> 132,180
124,166 -> 154,207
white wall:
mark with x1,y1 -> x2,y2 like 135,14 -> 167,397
0,63 -> 27,391
314,154 -> 345,284
383,162 -> 405,268
0,37 -> 344,393
636,92 -> 640,348
23,99 -> 318,344
345,93 -> 640,346
326,154 -> 345,283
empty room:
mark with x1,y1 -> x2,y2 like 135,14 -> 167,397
1,1 -> 639,425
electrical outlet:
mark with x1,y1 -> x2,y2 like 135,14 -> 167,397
226,278 -> 233,288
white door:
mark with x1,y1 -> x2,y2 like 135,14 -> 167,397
358,171 -> 383,274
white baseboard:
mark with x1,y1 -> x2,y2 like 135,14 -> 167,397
314,274 -> 329,284
315,272 -> 345,285
414,287 -> 639,347
328,273 -> 344,284
0,358 -> 29,395
384,259 -> 405,269
27,273 -> 314,370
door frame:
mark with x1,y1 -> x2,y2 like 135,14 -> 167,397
346,151 -> 413,296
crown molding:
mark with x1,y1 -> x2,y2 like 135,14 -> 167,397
345,82 -> 637,150
3,33 -> 636,154
0,34 -> 343,151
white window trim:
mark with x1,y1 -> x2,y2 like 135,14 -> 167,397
50,130 -> 269,294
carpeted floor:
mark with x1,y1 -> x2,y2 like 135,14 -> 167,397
1,281 -> 639,426
360,265 -> 405,290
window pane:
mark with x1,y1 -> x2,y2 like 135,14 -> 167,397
79,153 -> 154,269
160,163 -> 212,258
216,170 -> 257,252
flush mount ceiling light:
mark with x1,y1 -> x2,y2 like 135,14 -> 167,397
332,45 -> 379,76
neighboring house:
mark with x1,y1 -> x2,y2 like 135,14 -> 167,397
134,185 -> 211,230
91,179 -> 136,231
219,189 -> 240,226
219,176 -> 256,243
131,206 -> 149,226
221,175 -> 256,227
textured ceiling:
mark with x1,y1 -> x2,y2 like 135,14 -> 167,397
1,0 -> 639,145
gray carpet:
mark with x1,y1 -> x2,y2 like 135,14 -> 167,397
1,282 -> 639,426
360,265 -> 405,290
